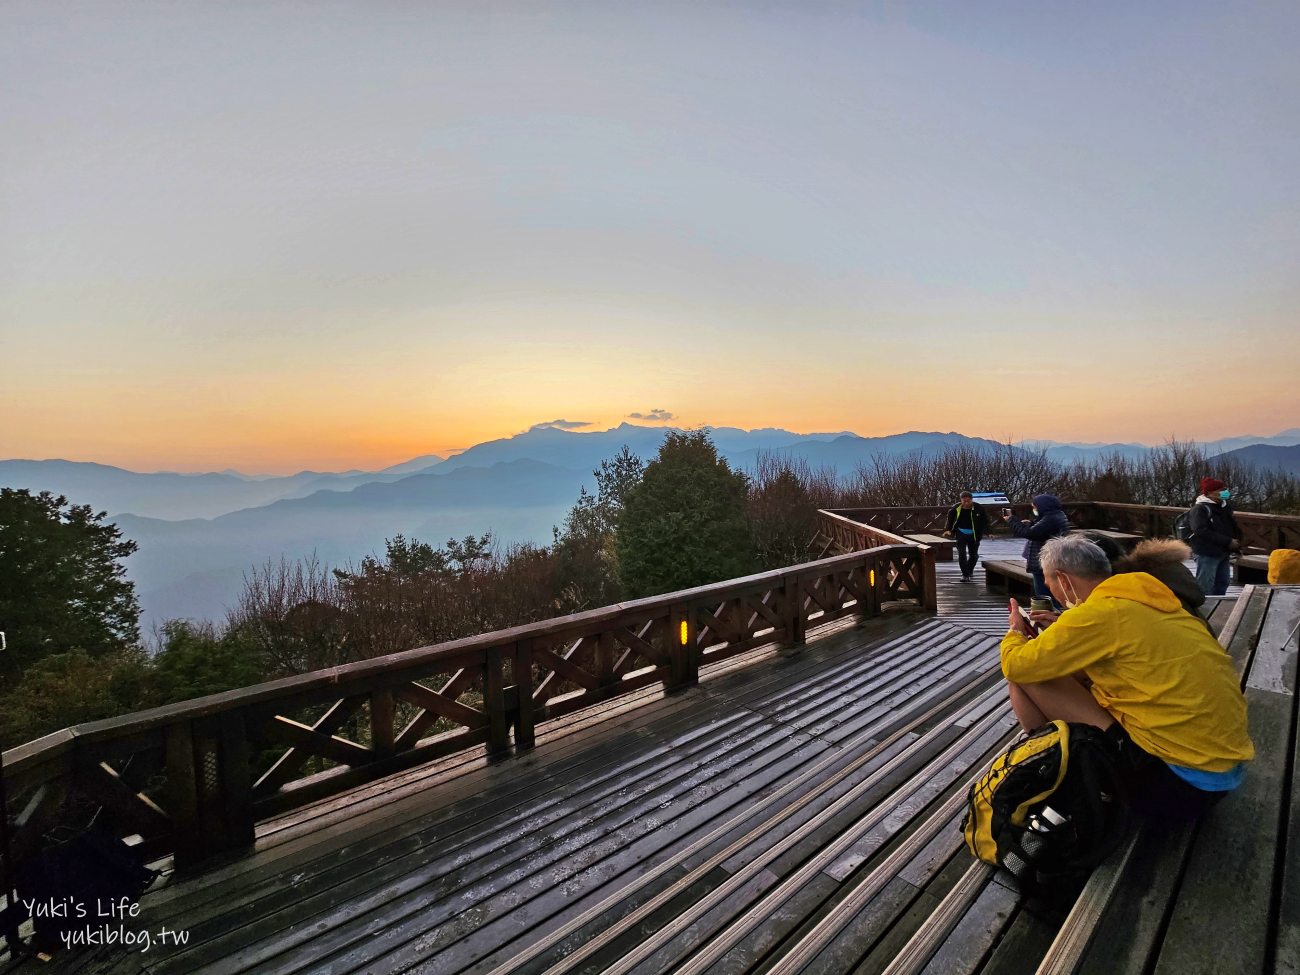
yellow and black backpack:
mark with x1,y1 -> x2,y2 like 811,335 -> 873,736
962,720 -> 1128,890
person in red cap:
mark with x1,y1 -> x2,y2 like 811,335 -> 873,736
1186,476 -> 1242,595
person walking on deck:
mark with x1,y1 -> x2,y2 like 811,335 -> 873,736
1003,493 -> 1069,603
944,491 -> 989,582
1187,477 -> 1242,597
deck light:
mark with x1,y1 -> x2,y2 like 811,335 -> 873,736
679,620 -> 689,645
869,570 -> 876,587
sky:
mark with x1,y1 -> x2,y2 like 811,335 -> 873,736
3,1 -> 1298,474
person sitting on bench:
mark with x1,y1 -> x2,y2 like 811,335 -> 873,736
1001,535 -> 1253,819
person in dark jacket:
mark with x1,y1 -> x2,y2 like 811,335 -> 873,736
1115,538 -> 1207,620
1004,493 -> 1070,602
944,491 -> 990,582
1187,477 -> 1242,596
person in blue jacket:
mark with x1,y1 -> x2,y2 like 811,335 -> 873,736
1003,493 -> 1070,602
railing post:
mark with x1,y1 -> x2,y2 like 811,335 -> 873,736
164,722 -> 201,870
596,631 -> 615,688
370,689 -> 395,758
169,713 -> 255,871
920,546 -> 938,612
668,604 -> 698,690
484,646 -> 511,756
785,572 -> 806,648
860,554 -> 880,618
513,639 -> 535,751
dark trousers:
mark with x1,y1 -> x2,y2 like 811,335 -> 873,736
956,534 -> 980,578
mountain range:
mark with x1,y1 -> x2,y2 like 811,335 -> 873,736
4,424 -> 1298,629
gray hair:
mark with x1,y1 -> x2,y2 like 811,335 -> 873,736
1040,535 -> 1111,579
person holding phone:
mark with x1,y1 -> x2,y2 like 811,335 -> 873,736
1002,535 -> 1253,819
1003,493 -> 1070,605
944,491 -> 989,582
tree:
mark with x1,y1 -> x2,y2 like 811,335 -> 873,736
151,620 -> 267,703
0,649 -> 156,751
748,456 -> 819,569
0,488 -> 141,675
616,431 -> 757,598
553,446 -> 646,609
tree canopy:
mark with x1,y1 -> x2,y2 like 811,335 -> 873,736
615,431 -> 756,598
0,488 -> 141,674
552,445 -> 646,609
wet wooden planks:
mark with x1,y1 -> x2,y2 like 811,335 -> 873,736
45,614 -> 1014,975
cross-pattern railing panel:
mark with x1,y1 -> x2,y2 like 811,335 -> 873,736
3,542 -> 933,870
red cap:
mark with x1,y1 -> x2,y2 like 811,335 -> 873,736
1199,477 -> 1227,495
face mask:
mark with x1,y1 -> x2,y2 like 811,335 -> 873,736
1031,508 -> 1039,517
1219,490 -> 1230,501
1057,574 -> 1082,609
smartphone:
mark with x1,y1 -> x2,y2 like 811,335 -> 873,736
1017,604 -> 1040,633
1002,508 -> 1012,517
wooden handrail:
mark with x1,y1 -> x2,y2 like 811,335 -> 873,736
822,502 -> 1300,551
2,543 -> 936,870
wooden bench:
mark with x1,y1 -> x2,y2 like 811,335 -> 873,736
983,558 -> 1035,596
1235,553 -> 1271,585
906,532 -> 956,561
1036,584 -> 1300,975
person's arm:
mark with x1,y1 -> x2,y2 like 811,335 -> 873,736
974,507 -> 989,537
1012,514 -> 1064,542
945,507 -> 957,532
1000,603 -> 1115,684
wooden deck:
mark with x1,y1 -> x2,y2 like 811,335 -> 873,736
3,547 -> 1269,974
38,611 -> 1009,974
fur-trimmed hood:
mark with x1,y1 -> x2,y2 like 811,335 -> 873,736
1114,538 -> 1205,616
1115,538 -> 1193,573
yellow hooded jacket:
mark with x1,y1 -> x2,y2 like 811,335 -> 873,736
1000,572 -> 1253,773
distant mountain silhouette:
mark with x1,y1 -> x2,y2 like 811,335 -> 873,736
729,431 -> 1022,471
9,423 -> 1299,630
1021,428 -> 1300,463
0,455 -> 445,520
0,460 -> 343,520
434,425 -> 1004,476
1021,442 -> 1153,463
1216,444 -> 1300,477
115,459 -> 589,627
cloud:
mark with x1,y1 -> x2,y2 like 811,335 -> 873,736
627,409 -> 675,422
527,419 -> 593,432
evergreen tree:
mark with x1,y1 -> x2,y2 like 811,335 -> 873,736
553,446 -> 646,609
0,488 -> 141,674
616,431 -> 757,598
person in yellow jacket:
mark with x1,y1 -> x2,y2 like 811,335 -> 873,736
1002,534 -> 1253,819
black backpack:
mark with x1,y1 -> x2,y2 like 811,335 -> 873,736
1174,510 -> 1194,542
962,721 -> 1128,894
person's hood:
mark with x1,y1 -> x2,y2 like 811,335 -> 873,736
1032,493 -> 1063,513
1115,538 -> 1193,573
1090,571 -> 1183,612
1195,494 -> 1223,506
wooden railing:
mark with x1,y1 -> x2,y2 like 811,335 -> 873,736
1,544 -> 935,871
824,503 -> 1300,553
816,510 -> 937,612
1068,502 -> 1300,552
